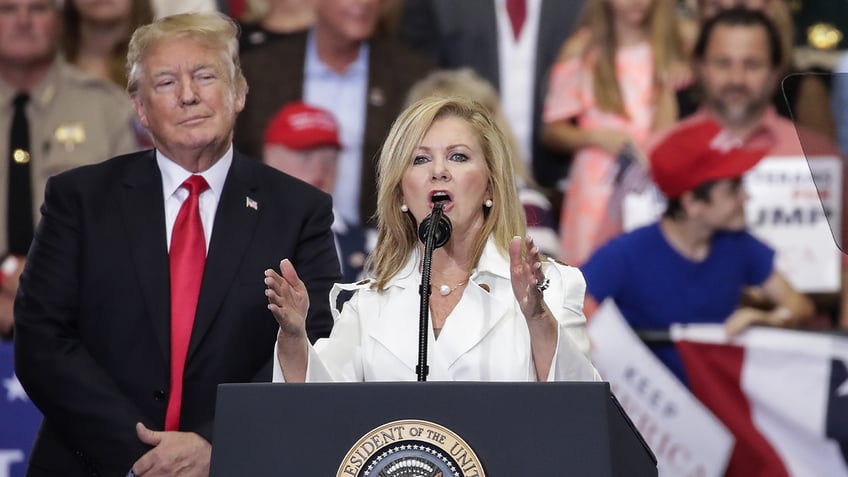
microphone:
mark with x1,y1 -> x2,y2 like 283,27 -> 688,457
415,195 -> 452,381
417,197 -> 452,248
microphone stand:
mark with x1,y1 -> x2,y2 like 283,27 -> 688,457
416,201 -> 450,381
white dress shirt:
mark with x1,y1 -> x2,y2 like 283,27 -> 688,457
303,30 -> 370,226
495,0 -> 542,166
156,146 -> 232,253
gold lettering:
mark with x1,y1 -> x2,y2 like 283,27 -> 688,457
380,429 -> 398,445
450,443 -> 471,468
425,429 -> 446,444
354,445 -> 369,464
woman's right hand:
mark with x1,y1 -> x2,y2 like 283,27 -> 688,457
265,259 -> 309,339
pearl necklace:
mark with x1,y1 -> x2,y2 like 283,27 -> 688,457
436,280 -> 467,296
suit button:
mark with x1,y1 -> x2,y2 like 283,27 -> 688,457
153,390 -> 167,401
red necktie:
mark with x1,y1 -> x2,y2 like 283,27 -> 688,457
165,175 -> 209,431
506,0 -> 526,40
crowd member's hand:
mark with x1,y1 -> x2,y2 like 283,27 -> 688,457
509,236 -> 548,321
131,423 -> 211,477
661,61 -> 693,91
589,129 -> 633,156
0,256 -> 24,338
265,259 -> 309,339
725,306 -> 791,337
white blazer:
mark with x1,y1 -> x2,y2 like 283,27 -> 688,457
273,238 -> 601,382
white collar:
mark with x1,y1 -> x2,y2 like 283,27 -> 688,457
385,236 -> 511,289
157,145 -> 233,200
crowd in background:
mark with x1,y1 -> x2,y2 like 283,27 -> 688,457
0,1 -> 847,473
2,0 -> 847,337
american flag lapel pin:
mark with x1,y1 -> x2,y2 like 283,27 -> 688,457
245,196 -> 259,210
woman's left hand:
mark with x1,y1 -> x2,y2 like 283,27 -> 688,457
509,236 -> 547,321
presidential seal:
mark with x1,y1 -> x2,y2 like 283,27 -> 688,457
337,419 -> 485,477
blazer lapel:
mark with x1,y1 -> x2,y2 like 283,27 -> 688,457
187,154 -> 261,359
119,150 -> 170,361
368,283 -> 425,375
436,240 -> 514,369
365,243 -> 514,376
434,281 -> 511,370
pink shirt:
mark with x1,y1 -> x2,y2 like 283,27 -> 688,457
649,107 -> 840,158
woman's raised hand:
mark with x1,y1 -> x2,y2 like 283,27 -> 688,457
265,259 -> 309,339
509,236 -> 548,321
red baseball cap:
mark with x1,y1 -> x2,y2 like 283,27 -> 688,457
264,101 -> 342,150
650,119 -> 768,199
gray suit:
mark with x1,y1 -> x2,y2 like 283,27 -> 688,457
234,31 -> 435,225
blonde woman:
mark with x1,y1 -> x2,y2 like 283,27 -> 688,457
266,97 -> 600,383
406,68 -> 563,259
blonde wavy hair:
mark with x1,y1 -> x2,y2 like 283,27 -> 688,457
125,12 -> 248,98
368,96 -> 527,291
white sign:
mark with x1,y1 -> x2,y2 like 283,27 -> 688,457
744,156 -> 843,292
589,300 -> 733,477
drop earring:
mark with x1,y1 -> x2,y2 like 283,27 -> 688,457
400,204 -> 409,212
484,199 -> 493,208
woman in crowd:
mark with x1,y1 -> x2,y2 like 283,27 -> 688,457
265,96 -> 600,383
62,0 -> 154,87
541,0 -> 688,266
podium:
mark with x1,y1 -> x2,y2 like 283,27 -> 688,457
210,381 -> 656,476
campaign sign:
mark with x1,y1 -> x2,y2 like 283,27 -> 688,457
589,300 -> 733,477
744,156 -> 843,293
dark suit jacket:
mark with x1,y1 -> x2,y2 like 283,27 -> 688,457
399,0 -> 585,189
234,30 -> 435,225
14,149 -> 340,476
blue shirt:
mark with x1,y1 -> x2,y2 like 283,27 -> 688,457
303,29 -> 369,226
581,222 -> 774,385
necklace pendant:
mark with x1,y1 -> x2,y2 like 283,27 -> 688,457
438,284 -> 451,296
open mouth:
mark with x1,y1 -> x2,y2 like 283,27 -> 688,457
429,191 -> 453,210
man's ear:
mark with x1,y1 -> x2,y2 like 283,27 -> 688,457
233,79 -> 247,113
131,94 -> 149,129
680,190 -> 698,218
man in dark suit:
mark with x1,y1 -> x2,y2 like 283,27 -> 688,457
399,0 -> 585,194
13,12 -> 340,477
234,0 -> 434,227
